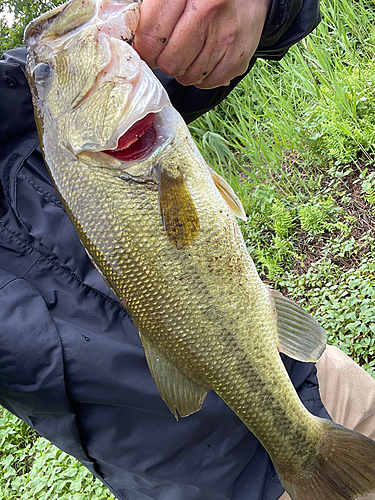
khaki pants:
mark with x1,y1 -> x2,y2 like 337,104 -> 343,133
279,345 -> 375,500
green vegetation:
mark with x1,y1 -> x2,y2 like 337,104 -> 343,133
0,0 -> 66,52
0,410 -> 115,499
191,0 -> 375,374
1,0 -> 375,497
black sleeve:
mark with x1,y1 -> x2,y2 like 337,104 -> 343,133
255,0 -> 321,60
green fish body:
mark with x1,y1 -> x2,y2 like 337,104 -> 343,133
24,2 -> 375,498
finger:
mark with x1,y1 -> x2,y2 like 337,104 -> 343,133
192,46 -> 251,89
190,0 -> 269,88
190,8 -> 265,89
173,43 -> 227,86
133,0 -> 185,69
153,3 -> 210,77
174,25 -> 242,87
164,0 -> 240,86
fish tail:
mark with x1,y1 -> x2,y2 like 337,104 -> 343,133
278,419 -> 375,500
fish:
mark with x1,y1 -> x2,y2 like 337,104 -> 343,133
24,1 -> 375,498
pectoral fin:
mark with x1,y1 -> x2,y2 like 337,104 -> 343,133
210,168 -> 247,221
141,337 -> 208,419
269,289 -> 327,362
159,169 -> 200,250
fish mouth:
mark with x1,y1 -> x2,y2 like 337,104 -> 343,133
97,106 -> 180,167
103,112 -> 159,162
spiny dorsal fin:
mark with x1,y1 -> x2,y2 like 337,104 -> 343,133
210,168 -> 247,221
269,288 -> 327,362
158,169 -> 200,250
141,336 -> 208,419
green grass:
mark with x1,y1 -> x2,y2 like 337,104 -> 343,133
191,0 -> 375,374
1,0 -> 375,496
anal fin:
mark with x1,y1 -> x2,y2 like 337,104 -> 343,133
269,289 -> 327,363
141,336 -> 208,418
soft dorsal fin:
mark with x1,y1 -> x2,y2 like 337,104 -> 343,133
210,168 -> 247,221
269,289 -> 327,362
158,169 -> 200,250
141,336 -> 209,419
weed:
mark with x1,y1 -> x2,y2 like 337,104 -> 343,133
0,408 -> 115,499
361,170 -> 375,205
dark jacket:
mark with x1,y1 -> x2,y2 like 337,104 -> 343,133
0,2 -> 329,499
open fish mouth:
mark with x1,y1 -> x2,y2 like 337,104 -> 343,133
100,106 -> 178,165
103,112 -> 157,162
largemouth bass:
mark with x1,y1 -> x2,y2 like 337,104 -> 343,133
24,1 -> 375,498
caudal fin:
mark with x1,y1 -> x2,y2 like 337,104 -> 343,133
279,419 -> 375,500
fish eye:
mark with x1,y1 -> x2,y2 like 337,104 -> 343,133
33,62 -> 52,83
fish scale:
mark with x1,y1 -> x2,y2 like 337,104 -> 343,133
51,141 -> 321,472
24,0 -> 375,498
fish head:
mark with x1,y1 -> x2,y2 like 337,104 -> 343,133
24,0 -> 181,172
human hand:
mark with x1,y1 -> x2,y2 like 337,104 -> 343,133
133,0 -> 272,89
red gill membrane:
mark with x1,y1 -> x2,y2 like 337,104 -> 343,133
104,113 -> 156,161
